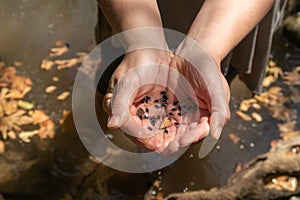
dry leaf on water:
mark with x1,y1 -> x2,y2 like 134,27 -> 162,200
59,110 -> 71,125
45,85 -> 57,93
57,91 -> 70,101
38,119 -> 55,139
18,100 -> 34,110
52,76 -> 59,82
265,176 -> 298,191
236,110 -> 252,121
251,112 -> 263,122
0,140 -> 4,154
41,59 -> 54,70
30,109 -> 49,125
49,46 -> 69,57
228,133 -> 240,144
18,130 -> 39,143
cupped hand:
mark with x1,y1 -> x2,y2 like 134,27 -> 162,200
103,49 -> 178,151
162,38 -> 231,155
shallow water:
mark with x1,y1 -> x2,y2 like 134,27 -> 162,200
0,1 -> 298,199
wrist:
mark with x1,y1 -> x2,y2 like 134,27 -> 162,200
115,27 -> 169,53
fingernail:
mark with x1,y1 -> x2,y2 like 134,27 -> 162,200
212,125 -> 222,140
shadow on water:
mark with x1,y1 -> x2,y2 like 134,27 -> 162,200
0,0 -> 299,199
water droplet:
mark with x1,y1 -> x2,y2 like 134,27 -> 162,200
158,187 -> 162,191
216,145 -> 221,150
157,171 -> 162,175
183,187 -> 188,192
239,144 -> 245,149
189,154 -> 194,158
249,143 -> 254,148
151,190 -> 157,195
105,133 -> 114,139
48,23 -> 55,29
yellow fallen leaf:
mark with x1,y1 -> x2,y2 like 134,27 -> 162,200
262,76 -> 275,87
19,130 -> 39,143
228,133 -> 240,144
59,110 -> 71,125
52,76 -> 59,82
45,85 -> 57,93
30,110 -> 49,124
41,59 -> 54,70
49,46 -> 69,57
0,140 -> 4,154
8,130 -> 16,139
38,119 -> 55,139
236,110 -> 252,121
18,100 -> 34,110
57,91 -> 70,101
251,112 -> 263,122
252,103 -> 261,110
3,100 -> 18,115
14,61 -> 23,67
239,101 -> 250,112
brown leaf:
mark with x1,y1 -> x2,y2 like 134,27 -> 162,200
280,131 -> 300,140
45,85 -> 57,93
41,59 -> 54,70
57,91 -> 70,101
38,119 -> 55,139
19,130 -> 39,143
251,112 -> 263,122
0,140 -> 4,154
30,110 -> 49,124
59,110 -> 71,125
49,46 -> 69,57
228,133 -> 240,144
3,100 -> 18,115
18,100 -> 34,110
236,110 -> 252,121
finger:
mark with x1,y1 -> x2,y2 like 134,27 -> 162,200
193,116 -> 210,143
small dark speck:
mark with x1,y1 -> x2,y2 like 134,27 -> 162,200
148,127 -> 153,131
173,101 -> 179,106
154,99 -> 159,103
174,121 -> 179,126
171,108 -> 177,111
145,108 -> 149,112
145,96 -> 150,100
169,112 -> 174,116
139,115 -> 143,120
164,129 -> 168,134
161,90 -> 166,95
178,112 -> 183,116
